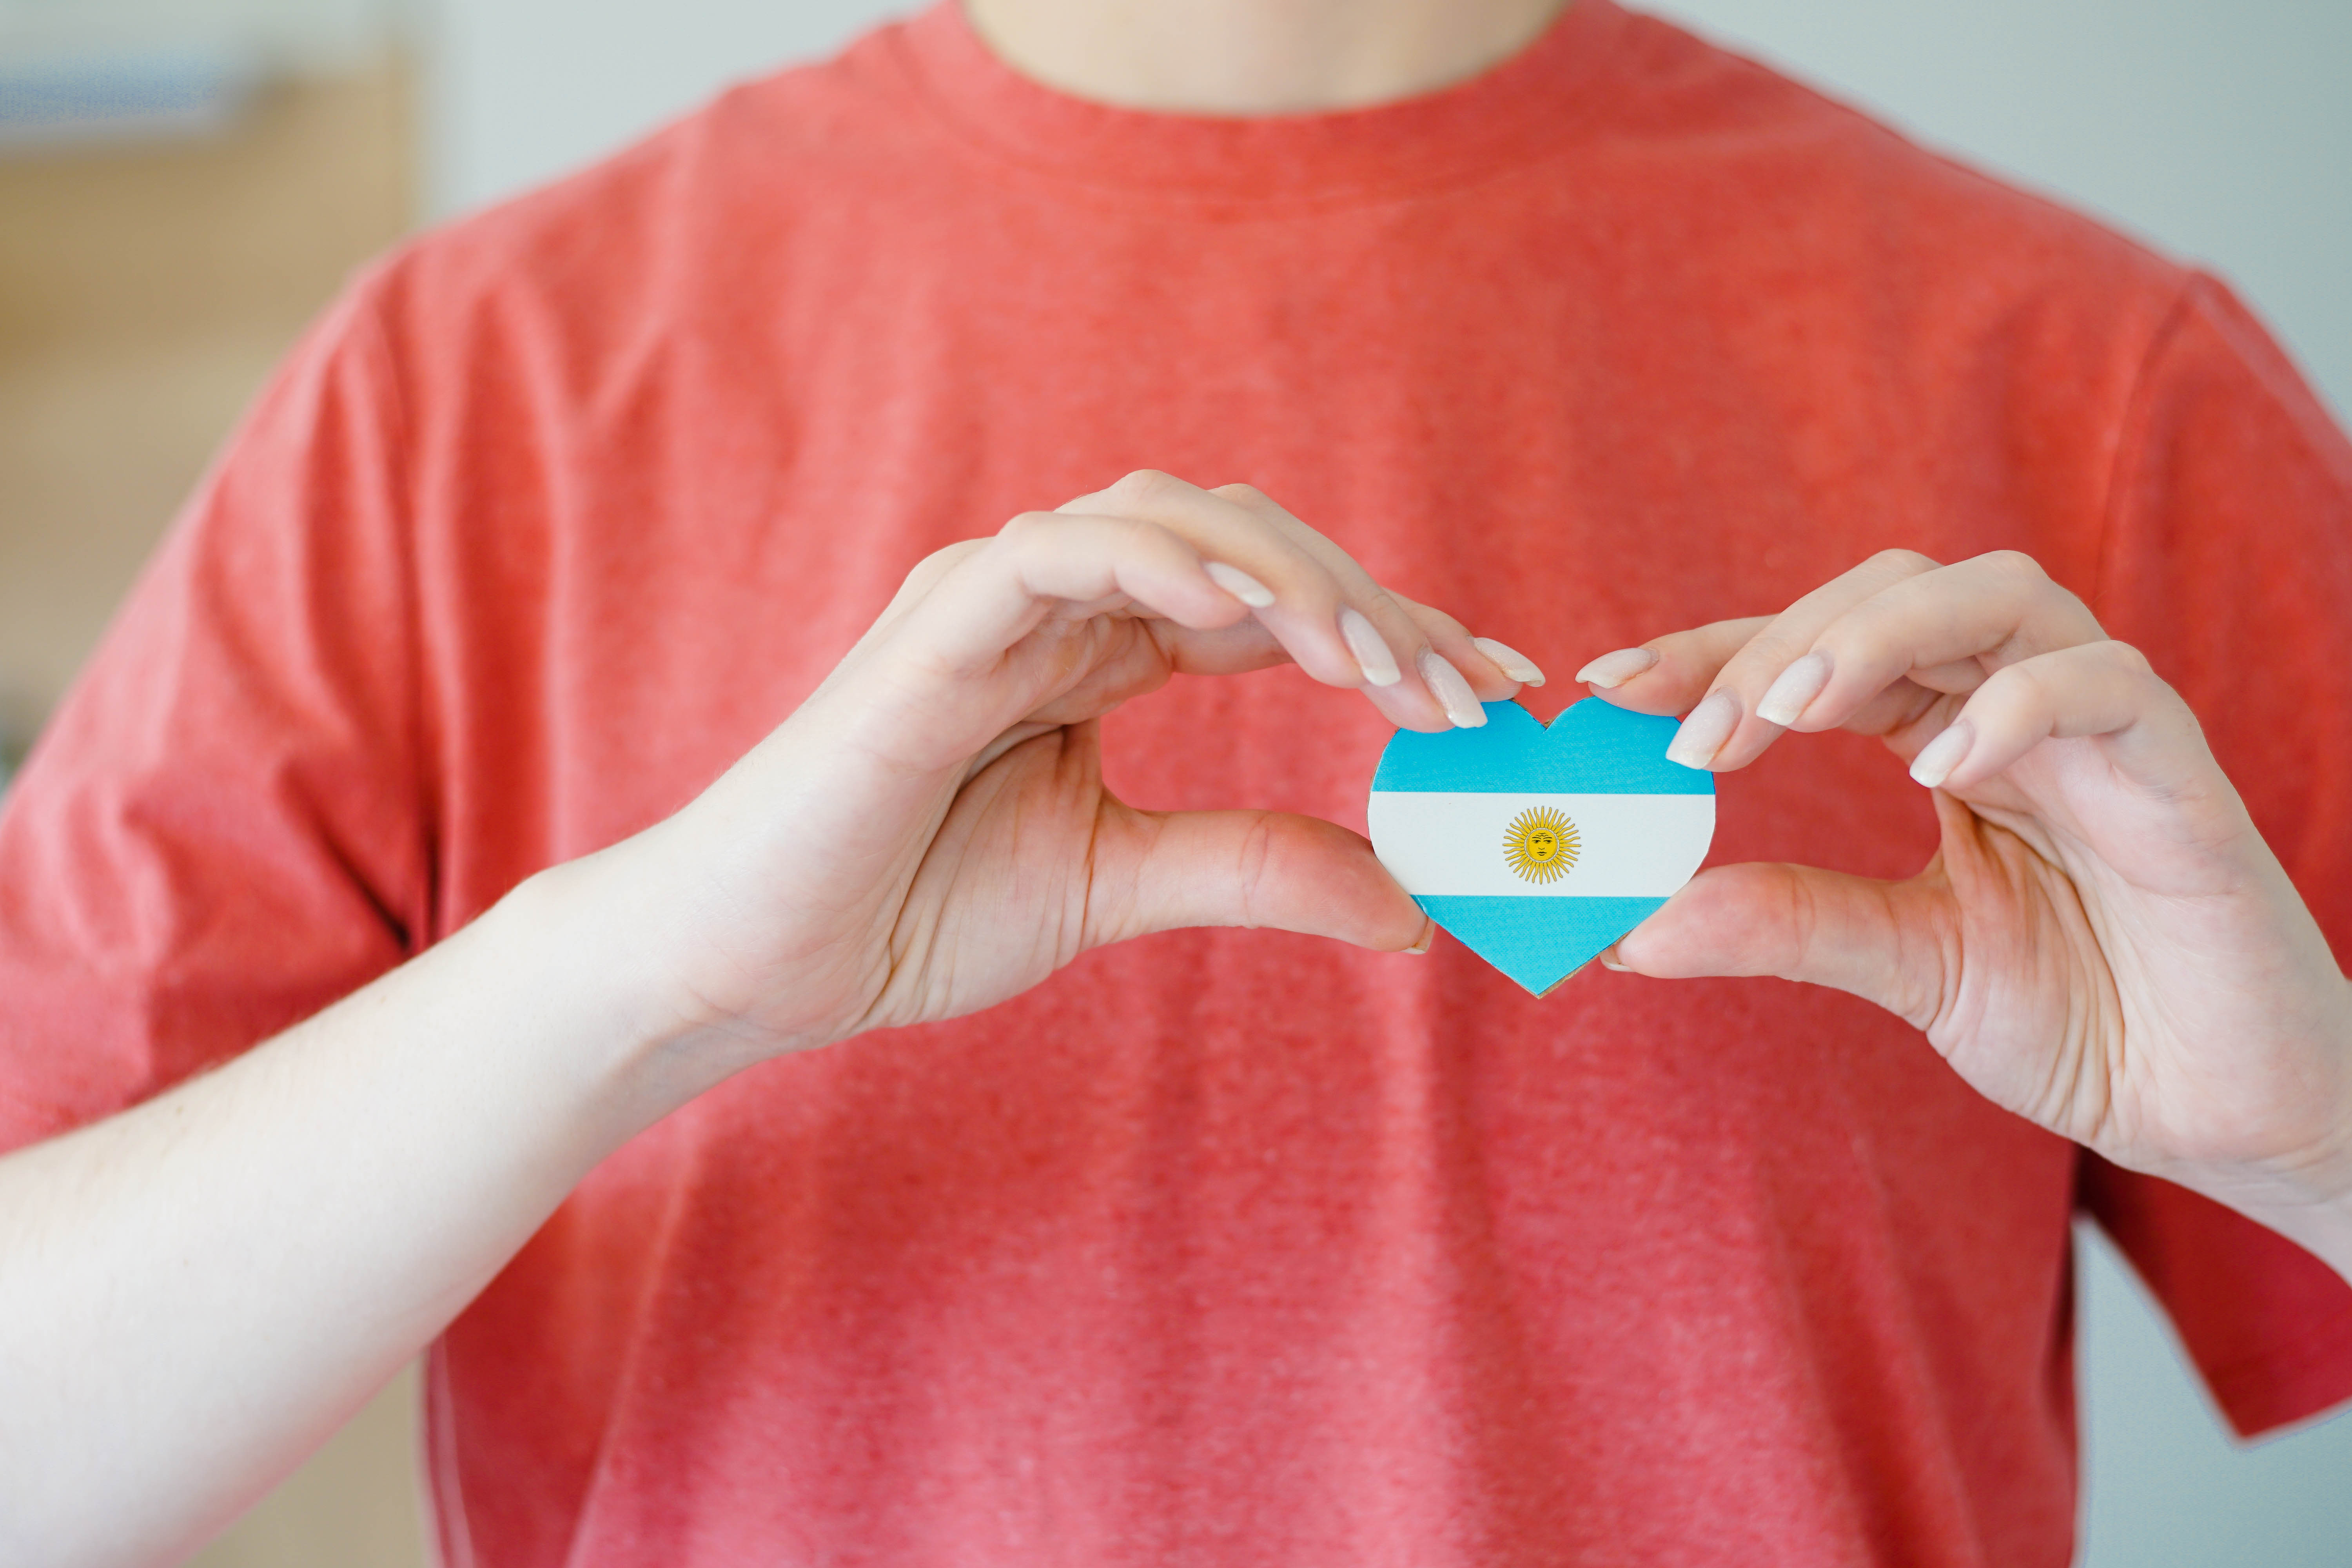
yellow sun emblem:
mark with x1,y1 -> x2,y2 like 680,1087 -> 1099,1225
1502,806 -> 1579,884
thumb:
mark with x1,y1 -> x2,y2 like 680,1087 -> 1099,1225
1094,805 -> 1433,954
1611,859 -> 1950,1033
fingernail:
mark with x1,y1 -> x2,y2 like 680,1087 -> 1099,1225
1406,919 -> 1436,956
1472,637 -> 1546,687
1664,688 -> 1739,769
1908,719 -> 1974,789
1597,944 -> 1630,972
1339,607 -> 1401,687
1756,650 -> 1833,727
1417,648 -> 1487,728
1203,561 -> 1275,608
1574,647 -> 1659,689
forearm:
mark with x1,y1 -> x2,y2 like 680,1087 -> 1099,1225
0,856 -> 686,1568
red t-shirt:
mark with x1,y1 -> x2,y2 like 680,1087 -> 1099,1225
4,4 -> 2350,1563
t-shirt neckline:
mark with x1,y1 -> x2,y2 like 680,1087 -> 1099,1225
882,0 -> 1635,203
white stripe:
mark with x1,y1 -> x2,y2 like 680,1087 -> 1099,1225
1367,792 -> 1714,898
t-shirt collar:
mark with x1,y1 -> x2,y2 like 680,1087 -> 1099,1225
883,0 -> 1635,203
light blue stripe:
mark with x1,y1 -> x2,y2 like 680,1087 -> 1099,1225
1416,895 -> 1667,995
1372,699 -> 1710,795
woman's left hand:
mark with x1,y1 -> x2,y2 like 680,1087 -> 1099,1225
1578,549 -> 2352,1278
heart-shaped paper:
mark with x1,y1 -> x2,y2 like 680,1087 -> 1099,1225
1367,697 -> 1715,995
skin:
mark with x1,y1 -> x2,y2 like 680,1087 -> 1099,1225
0,475 -> 1528,1567
1,2 -> 2346,1561
965,0 -> 1570,114
1581,548 -> 2352,1273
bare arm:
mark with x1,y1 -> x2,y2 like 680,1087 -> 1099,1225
0,474 -> 1528,1567
0,864 -> 672,1565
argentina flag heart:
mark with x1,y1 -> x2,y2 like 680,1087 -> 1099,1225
1367,698 -> 1716,995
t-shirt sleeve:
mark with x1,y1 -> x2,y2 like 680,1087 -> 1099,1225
2080,271 -> 2352,1437
0,273 -> 429,1155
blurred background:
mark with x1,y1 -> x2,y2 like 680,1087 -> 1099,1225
2,1 -> 2347,1564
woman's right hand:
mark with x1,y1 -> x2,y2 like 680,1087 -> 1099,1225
583,470 -> 1544,1079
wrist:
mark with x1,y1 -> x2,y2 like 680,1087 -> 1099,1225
477,851 -> 742,1143
493,826 -> 848,1132
2176,980 -> 2352,1287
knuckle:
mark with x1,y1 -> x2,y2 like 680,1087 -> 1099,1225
1783,871 -> 1825,975
2099,639 -> 2154,677
2103,642 -> 2181,712
1976,658 -> 2046,710
1210,481 -> 1269,506
1728,624 -> 1818,674
1759,619 -> 1824,656
2033,579 -> 2094,627
1864,547 -> 1939,578
1976,548 -> 2049,585
1109,468 -> 1183,506
996,509 -> 1057,543
1234,813 -> 1278,928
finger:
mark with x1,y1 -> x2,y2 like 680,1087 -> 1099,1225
1389,592 -> 1539,698
1903,639 -> 2205,794
1647,550 -> 1946,769
1573,617 -> 1771,712
899,510 -> 1250,674
1610,859 -> 1949,1034
1697,550 -> 2106,773
1204,482 -> 1496,731
1058,473 -> 1419,709
1089,802 -> 1434,954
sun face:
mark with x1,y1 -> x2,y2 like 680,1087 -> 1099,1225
1502,806 -> 1579,884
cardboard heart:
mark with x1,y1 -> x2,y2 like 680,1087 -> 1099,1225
1367,697 -> 1715,995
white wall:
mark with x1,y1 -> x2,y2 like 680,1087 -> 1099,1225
426,0 -> 898,220
421,3 -> 2352,1563
2076,1225 -> 2352,1565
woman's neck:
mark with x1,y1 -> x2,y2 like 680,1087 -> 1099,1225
960,0 -> 1572,116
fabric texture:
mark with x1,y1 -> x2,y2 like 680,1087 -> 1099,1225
4,3 -> 2350,1563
